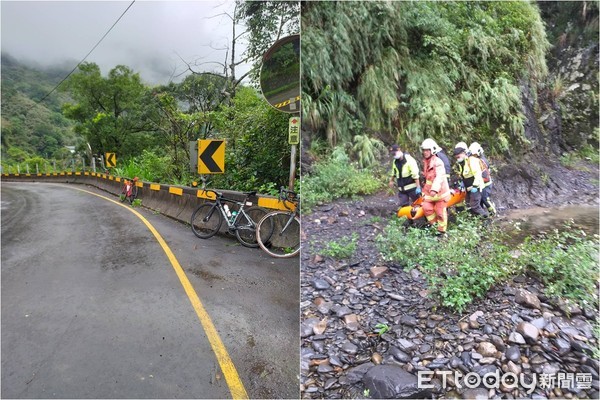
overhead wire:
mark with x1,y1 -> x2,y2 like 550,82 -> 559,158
26,0 -> 136,113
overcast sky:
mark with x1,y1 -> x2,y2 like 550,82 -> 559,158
1,0 -> 251,85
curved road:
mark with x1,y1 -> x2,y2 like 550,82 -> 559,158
1,182 -> 298,399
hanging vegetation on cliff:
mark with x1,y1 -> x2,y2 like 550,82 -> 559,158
302,1 -> 550,155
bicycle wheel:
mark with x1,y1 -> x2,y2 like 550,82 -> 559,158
235,206 -> 269,248
191,203 -> 222,239
131,185 -> 138,200
257,211 -> 300,258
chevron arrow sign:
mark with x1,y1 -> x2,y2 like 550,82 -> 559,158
198,140 -> 225,174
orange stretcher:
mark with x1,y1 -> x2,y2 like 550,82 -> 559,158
397,189 -> 466,220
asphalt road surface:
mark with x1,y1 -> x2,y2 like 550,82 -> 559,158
1,182 -> 299,399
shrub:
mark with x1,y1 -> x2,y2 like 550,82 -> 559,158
376,215 -> 598,313
322,233 -> 358,259
301,147 -> 382,212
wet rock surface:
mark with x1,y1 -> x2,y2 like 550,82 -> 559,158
301,194 -> 599,399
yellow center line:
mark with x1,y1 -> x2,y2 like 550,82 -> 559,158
69,186 -> 248,399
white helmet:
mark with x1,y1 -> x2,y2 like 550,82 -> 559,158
469,142 -> 484,157
454,141 -> 469,156
420,138 -> 439,152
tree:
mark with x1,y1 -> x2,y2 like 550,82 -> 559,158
62,63 -> 156,159
181,1 -> 300,94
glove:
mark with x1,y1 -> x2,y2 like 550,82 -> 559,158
470,187 -> 478,193
415,187 -> 422,195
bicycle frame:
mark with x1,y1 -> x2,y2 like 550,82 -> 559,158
202,195 -> 255,231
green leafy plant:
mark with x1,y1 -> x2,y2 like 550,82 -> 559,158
321,233 -> 358,259
377,214 -> 598,313
374,323 -> 389,336
301,147 -> 382,212
131,199 -> 142,208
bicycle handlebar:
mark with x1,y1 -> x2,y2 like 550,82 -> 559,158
279,187 -> 299,210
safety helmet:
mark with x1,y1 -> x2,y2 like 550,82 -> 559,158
469,142 -> 484,157
454,142 -> 468,156
133,176 -> 139,182
420,138 -> 439,152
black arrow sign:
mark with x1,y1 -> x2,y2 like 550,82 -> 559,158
200,141 -> 223,173
106,153 -> 116,167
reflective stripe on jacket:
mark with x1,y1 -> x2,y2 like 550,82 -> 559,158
479,155 -> 492,187
392,153 -> 420,191
422,155 -> 450,201
456,156 -> 484,190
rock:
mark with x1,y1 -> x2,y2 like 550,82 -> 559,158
363,365 -> 431,399
474,364 -> 498,377
312,278 -> 330,290
462,387 -> 489,399
301,318 -> 319,338
324,377 -> 337,390
346,362 -> 374,384
318,362 -> 333,373
313,318 -> 328,335
490,335 -> 506,352
469,320 -> 480,329
400,314 -> 418,327
335,306 -> 352,318
553,338 -> 571,356
410,269 -> 421,280
420,344 -> 431,353
372,352 -> 383,365
341,341 -> 358,355
515,289 -> 541,309
313,254 -> 324,263
388,293 -> 405,301
477,342 -> 498,358
530,317 -> 548,330
344,314 -> 360,331
516,322 -> 540,343
506,360 -> 521,375
317,301 -> 333,315
370,266 -> 388,279
389,346 -> 411,363
469,310 -> 484,321
505,346 -> 521,362
542,364 -> 560,375
397,339 -> 417,353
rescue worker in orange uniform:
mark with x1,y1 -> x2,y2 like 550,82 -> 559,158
420,138 -> 451,236
454,143 -> 489,218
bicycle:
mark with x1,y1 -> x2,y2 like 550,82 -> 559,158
119,177 -> 139,204
190,189 -> 272,248
256,187 -> 300,258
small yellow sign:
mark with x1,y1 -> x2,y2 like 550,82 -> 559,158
105,153 -> 116,168
289,116 -> 300,145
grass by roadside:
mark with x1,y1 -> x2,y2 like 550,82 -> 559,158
376,214 -> 599,313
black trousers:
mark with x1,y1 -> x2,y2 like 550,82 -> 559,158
398,188 -> 419,208
466,190 -> 489,218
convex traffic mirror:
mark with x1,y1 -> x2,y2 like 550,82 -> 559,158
259,34 -> 300,113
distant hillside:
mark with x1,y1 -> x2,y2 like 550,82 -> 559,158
1,53 -> 79,162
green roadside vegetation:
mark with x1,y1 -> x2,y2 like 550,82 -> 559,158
377,214 -> 599,313
1,1 -> 300,195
